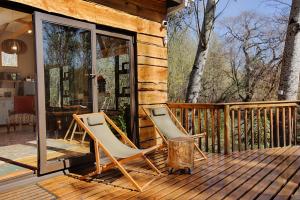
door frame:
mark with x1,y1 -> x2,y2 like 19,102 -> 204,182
34,11 -> 97,174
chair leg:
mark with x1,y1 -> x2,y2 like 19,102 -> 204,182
64,119 -> 74,140
70,122 -> 77,142
114,160 -> 143,192
94,141 -> 101,174
143,156 -> 161,175
194,144 -> 207,159
81,131 -> 87,144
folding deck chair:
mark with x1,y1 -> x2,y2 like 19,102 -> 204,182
72,112 -> 161,192
142,105 -> 207,161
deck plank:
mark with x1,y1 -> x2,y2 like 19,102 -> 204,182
257,155 -> 300,199
172,149 -> 265,199
2,147 -> 300,200
126,153 -> 231,199
0,184 -> 55,200
274,168 -> 300,200
198,148 -> 281,199
224,146 -> 298,200
106,152 -> 219,199
241,147 -> 300,200
158,150 -> 259,200
208,147 -> 288,200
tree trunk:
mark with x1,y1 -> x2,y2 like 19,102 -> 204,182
276,0 -> 300,147
278,0 -> 300,100
185,0 -> 216,103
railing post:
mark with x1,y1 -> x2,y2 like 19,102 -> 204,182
224,105 -> 230,154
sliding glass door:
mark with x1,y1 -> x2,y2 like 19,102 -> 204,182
34,12 -> 137,174
35,12 -> 96,174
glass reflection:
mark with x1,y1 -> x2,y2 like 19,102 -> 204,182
43,22 -> 92,160
96,34 -> 131,133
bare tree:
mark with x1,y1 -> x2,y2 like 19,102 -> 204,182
221,12 -> 284,102
278,0 -> 300,100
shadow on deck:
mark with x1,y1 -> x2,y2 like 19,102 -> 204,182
1,146 -> 300,200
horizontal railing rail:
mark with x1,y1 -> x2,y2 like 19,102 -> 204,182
167,101 -> 300,154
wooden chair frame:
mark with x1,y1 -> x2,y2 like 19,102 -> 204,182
73,112 -> 161,192
142,104 -> 207,161
64,105 -> 87,143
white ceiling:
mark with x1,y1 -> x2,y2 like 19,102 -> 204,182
0,7 -> 32,36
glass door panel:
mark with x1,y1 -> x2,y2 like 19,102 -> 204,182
96,32 -> 137,143
35,12 -> 96,174
43,21 -> 92,161
96,34 -> 130,110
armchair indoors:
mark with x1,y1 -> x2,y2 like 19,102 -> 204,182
7,96 -> 36,133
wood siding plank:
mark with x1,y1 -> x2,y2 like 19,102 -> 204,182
137,34 -> 165,47
137,56 -> 167,67
137,43 -> 167,59
138,65 -> 168,83
138,91 -> 167,104
138,82 -> 167,92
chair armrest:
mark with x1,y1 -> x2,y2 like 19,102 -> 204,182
141,144 -> 162,155
188,132 -> 206,139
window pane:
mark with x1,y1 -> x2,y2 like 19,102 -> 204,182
42,21 -> 92,161
1,52 -> 18,67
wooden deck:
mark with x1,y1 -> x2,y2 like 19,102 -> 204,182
2,146 -> 300,199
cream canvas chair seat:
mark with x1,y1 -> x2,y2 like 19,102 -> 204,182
73,112 -> 161,192
142,105 -> 207,161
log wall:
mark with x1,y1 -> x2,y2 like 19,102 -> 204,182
137,33 -> 168,147
9,0 -> 169,147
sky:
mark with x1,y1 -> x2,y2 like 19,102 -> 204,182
216,0 -> 291,18
211,0 -> 291,35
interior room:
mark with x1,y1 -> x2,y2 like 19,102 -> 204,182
0,7 -> 37,180
0,7 -> 89,181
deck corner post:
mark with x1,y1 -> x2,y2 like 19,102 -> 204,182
224,105 -> 230,154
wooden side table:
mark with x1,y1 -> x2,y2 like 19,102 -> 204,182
167,137 -> 194,174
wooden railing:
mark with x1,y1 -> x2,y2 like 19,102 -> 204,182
167,101 -> 300,154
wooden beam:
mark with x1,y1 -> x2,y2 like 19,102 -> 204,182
0,23 -> 9,37
15,18 -> 31,26
9,24 -> 32,39
87,0 -> 167,22
9,0 -> 167,37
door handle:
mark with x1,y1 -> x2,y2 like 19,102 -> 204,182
85,73 -> 96,79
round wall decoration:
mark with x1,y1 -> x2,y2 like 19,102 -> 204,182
1,39 -> 27,54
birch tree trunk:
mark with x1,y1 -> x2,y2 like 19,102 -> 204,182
278,0 -> 300,100
185,0 -> 216,103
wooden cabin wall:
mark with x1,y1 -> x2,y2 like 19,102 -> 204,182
86,0 -> 167,23
8,0 -> 169,147
137,34 -> 168,147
